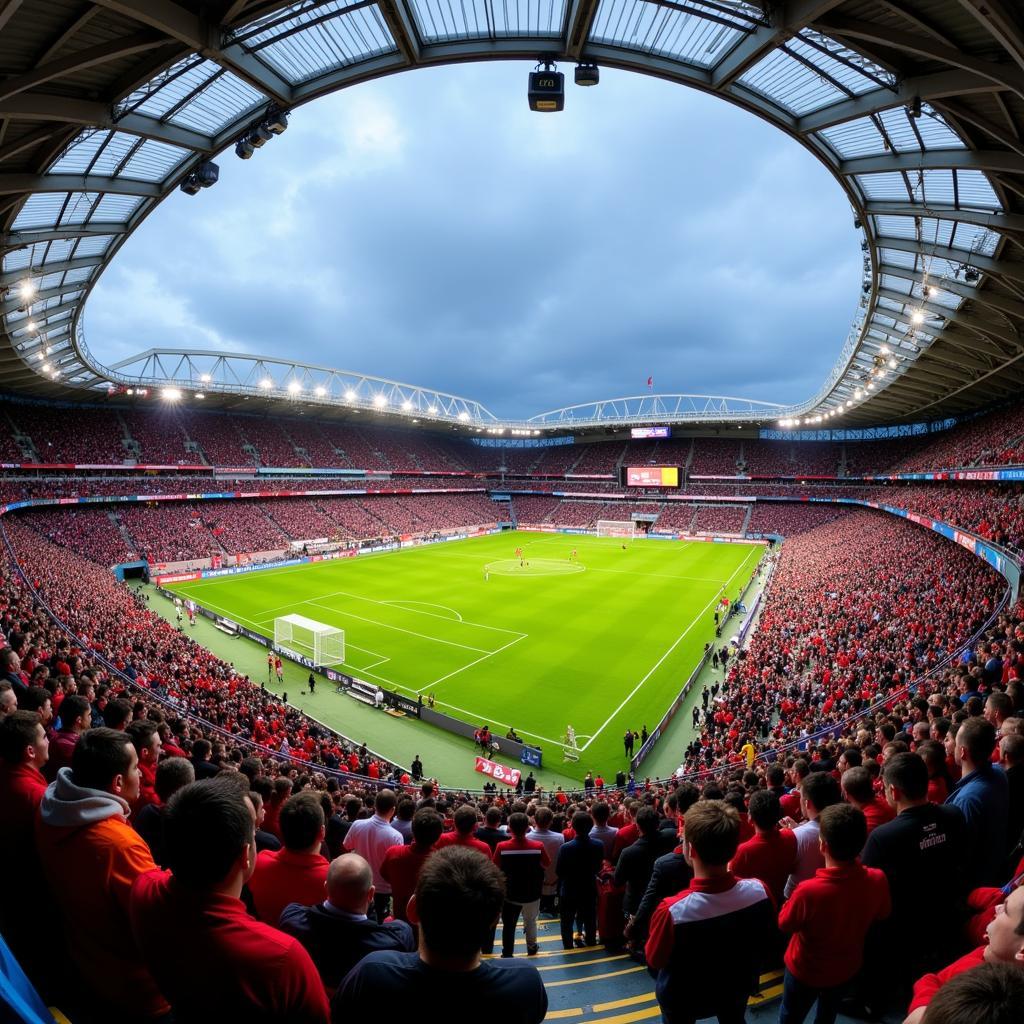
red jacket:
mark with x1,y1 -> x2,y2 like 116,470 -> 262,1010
0,762 -> 46,855
130,870 -> 329,1023
249,848 -> 329,926
381,842 -> 436,921
860,797 -> 896,834
908,946 -> 987,1012
435,831 -> 492,857
779,862 -> 891,988
730,828 -> 797,906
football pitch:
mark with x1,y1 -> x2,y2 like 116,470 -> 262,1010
166,532 -> 762,774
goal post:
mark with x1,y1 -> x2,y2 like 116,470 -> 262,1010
596,519 -> 636,539
273,613 -> 345,668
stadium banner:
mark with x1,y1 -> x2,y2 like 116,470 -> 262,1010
520,746 -> 542,767
154,571 -> 201,585
383,691 -> 422,718
474,756 -> 521,787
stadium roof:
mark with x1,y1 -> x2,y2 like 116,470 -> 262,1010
2,0 -> 1024,431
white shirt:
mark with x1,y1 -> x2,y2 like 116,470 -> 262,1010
343,814 -> 403,893
528,827 -> 565,893
784,818 -> 822,898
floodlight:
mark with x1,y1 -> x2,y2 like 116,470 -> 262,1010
42,362 -> 49,372
314,385 -> 326,397
195,161 -> 219,188
402,400 -> 413,411
200,373 -> 211,383
265,109 -> 289,135
345,389 -> 357,401
574,63 -> 599,87
26,320 -> 37,332
963,267 -> 980,283
259,378 -> 273,389
888,358 -> 897,368
908,95 -> 922,119
911,309 -> 925,324
195,392 -> 205,400
250,125 -> 273,149
17,279 -> 36,301
287,380 -> 301,394
236,137 -> 255,160
180,176 -> 202,196
879,344 -> 889,355
458,411 -> 469,421
428,405 -> 438,415
162,388 -> 181,401
373,394 -> 386,407
529,60 -> 564,112
846,400 -> 853,407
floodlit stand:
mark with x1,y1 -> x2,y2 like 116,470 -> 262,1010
274,613 -> 345,668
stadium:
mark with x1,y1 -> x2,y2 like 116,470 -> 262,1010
2,0 -> 1024,1022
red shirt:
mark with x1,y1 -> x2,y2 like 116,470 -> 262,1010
908,946 -> 987,1012
130,870 -> 329,1023
730,828 -> 797,906
380,842 -> 436,921
779,790 -> 802,822
927,776 -> 950,804
611,822 -> 639,862
248,848 -> 329,926
779,862 -> 891,988
859,797 -> 896,834
0,762 -> 46,856
435,832 -> 492,857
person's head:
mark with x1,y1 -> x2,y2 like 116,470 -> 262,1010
841,766 -> 875,807
882,752 -> 930,808
21,687 -> 52,726
818,803 -> 867,864
572,811 -> 593,837
985,691 -> 1014,727
410,846 -> 505,964
837,747 -> 862,772
411,808 -> 443,848
985,885 -> 1024,966
955,717 -> 997,770
452,804 -> 478,835
507,811 -> 530,838
374,788 -> 397,820
280,791 -> 326,853
326,853 -> 374,913
592,801 -> 610,826
70,727 -> 139,801
0,710 -> 48,769
1000,734 -> 1024,769
154,757 -> 195,804
0,683 -> 16,718
747,789 -> 782,832
103,698 -> 132,731
800,771 -> 841,820
766,764 -> 785,789
922,962 -> 1024,1023
59,694 -> 91,734
126,719 -> 161,767
635,806 -> 660,838
534,805 -> 553,830
0,648 -> 20,674
681,800 -> 739,870
485,806 -> 502,828
164,778 -> 256,890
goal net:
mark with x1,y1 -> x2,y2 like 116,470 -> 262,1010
273,613 -> 345,668
596,519 -> 636,539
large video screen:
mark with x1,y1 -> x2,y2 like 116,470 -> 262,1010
630,426 -> 671,439
623,466 -> 680,488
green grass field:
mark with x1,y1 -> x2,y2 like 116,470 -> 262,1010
166,532 -> 761,775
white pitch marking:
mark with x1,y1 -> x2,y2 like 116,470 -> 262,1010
380,600 -> 464,622
577,544 -> 761,752
416,633 -> 528,692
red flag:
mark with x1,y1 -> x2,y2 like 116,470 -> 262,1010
647,376 -> 653,390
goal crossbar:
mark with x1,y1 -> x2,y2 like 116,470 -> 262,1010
274,614 -> 345,668
596,519 -> 636,539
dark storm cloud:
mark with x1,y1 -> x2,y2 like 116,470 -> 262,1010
88,62 -> 860,417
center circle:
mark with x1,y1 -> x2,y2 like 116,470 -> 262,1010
484,558 -> 586,577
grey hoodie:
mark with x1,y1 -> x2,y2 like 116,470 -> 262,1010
39,766 -> 131,828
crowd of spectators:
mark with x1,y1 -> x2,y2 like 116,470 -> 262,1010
689,438 -> 742,475
690,504 -> 750,534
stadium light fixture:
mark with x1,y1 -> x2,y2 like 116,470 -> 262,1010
458,411 -> 469,421
259,378 -> 273,389
195,392 -> 205,400
529,59 -> 564,112
17,279 -> 36,301
235,136 -> 255,160
314,385 -> 326,397
345,389 -> 356,401
200,373 -> 211,383
26,320 -> 36,332
428,405 -> 438,415
574,63 -> 599,87
846,400 -> 853,407
162,387 -> 181,401
373,394 -> 386,407
888,357 -> 898,369
402,400 -> 413,411
265,108 -> 289,135
250,125 -> 273,149
287,381 -> 301,394
180,160 -> 219,194
879,344 -> 889,355
41,362 -> 49,372
911,309 -> 925,325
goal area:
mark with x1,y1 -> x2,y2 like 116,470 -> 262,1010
596,519 -> 636,539
274,613 -> 345,668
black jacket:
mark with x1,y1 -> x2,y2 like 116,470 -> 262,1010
631,849 -> 693,943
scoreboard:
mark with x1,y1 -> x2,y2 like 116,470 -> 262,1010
622,466 -> 680,488
630,426 -> 671,439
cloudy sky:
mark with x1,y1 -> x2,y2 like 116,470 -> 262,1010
87,61 -> 861,418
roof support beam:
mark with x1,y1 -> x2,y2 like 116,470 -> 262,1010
565,0 -> 600,62
796,70 -> 997,133
864,202 -> 1024,235
0,30 -> 167,104
711,0 -> 846,89
4,298 -> 81,323
89,0 -> 294,105
378,0 -> 421,64
1,283 -> 83,315
880,262 -> 1024,320
0,174 -> 160,198
0,125 -> 66,165
841,149 -> 1024,176
0,94 -> 214,151
957,0 -> 1024,74
0,0 -> 23,34
2,224 -> 126,246
876,235 -> 1024,287
876,286 -> 1022,351
0,256 -> 103,287
820,15 -> 1024,98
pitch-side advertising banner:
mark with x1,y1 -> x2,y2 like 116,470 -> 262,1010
474,756 -> 521,787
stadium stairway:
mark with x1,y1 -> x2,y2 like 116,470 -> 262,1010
494,917 -> 901,1023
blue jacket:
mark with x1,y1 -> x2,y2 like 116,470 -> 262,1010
946,762 -> 1008,887
556,836 -> 604,897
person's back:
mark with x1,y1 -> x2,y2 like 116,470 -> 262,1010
784,771 -> 841,898
613,808 -> 664,915
249,791 -> 330,925
645,800 -> 776,1023
279,852 -> 415,992
436,803 -> 492,856
343,789 -> 403,919
730,789 -> 797,906
779,804 -> 891,1022
527,805 -> 564,909
380,808 -> 443,922
130,777 -> 329,1023
335,846 -> 546,1024
590,801 -> 619,859
556,812 -> 605,949
36,727 -> 168,1019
